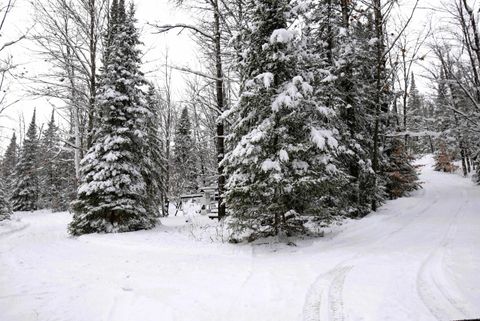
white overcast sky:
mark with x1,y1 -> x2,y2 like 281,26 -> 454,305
0,0 -> 197,150
0,0 -> 433,151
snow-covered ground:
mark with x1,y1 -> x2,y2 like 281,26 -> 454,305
1,155 -> 479,321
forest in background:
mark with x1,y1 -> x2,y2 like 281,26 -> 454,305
0,0 -> 479,241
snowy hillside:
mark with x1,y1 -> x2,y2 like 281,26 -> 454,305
0,155 -> 479,321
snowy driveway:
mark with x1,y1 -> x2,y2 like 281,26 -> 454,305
1,157 -> 479,321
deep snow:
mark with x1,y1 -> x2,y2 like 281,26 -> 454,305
0,155 -> 479,321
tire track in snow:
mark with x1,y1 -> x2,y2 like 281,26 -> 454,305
416,192 -> 473,321
303,265 -> 352,321
328,265 -> 352,321
302,175 -> 441,321
106,290 -> 136,321
225,245 -> 256,317
0,221 -> 30,239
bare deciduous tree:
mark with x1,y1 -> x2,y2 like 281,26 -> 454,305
29,0 -> 108,178
0,0 -> 28,125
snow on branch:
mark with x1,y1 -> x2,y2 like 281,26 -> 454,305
387,130 -> 441,138
165,64 -> 237,83
311,128 -> 338,150
0,34 -> 26,52
270,29 -> 295,44
150,23 -> 214,41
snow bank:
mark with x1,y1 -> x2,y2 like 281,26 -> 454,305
1,157 -> 479,321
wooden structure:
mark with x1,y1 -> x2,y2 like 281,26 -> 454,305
179,186 -> 219,219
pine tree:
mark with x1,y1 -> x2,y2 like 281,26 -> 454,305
434,143 -> 458,173
38,111 -> 61,209
474,153 -> 480,184
69,2 -> 156,235
173,106 -> 197,195
0,178 -> 12,221
225,0 -> 349,239
143,84 -> 165,217
384,138 -> 420,199
37,111 -> 75,211
55,141 -> 77,211
406,74 -> 427,153
357,11 -> 391,212
1,132 -> 17,194
104,0 -> 119,64
434,70 -> 455,148
11,111 -> 40,211
305,0 -> 379,218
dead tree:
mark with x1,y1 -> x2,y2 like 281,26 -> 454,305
30,0 -> 108,178
0,0 -> 28,122
151,0 -> 244,219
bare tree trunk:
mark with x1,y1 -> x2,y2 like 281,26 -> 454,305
340,0 -> 355,136
428,135 -> 435,154
152,0 -> 231,219
66,42 -> 82,180
372,0 -> 385,211
213,0 -> 226,220
461,0 -> 480,100
460,143 -> 468,177
163,64 -> 173,216
441,59 -> 470,177
74,106 -> 82,181
87,0 -> 97,149
466,145 -> 472,173
191,100 -> 208,187
402,50 -> 409,150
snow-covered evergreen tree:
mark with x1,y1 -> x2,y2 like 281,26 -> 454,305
69,1 -> 156,235
37,111 -> 75,211
1,132 -> 17,194
11,111 -> 40,211
225,0 -> 349,239
103,0 -> 119,66
143,84 -> 165,217
38,111 -> 61,210
432,65 -> 475,176
0,178 -> 12,221
384,138 -> 420,199
474,153 -> 480,184
173,106 -> 198,195
304,0 -> 379,218
434,143 -> 458,173
406,74 -> 428,153
56,141 -> 77,211
434,70 -> 454,148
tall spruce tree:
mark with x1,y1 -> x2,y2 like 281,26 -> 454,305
173,107 -> 198,195
38,111 -> 61,209
104,0 -> 119,65
303,0 -> 378,218
406,74 -> 425,153
384,138 -> 420,198
0,178 -> 12,221
11,111 -> 40,211
352,11 -> 390,213
143,84 -> 165,217
434,69 -> 455,150
475,153 -> 480,184
69,1 -> 156,235
0,133 -> 16,219
225,0 -> 349,239
56,142 -> 77,211
37,111 -> 74,211
1,132 -> 17,193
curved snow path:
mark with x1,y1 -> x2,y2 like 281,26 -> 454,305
1,156 -> 479,321
302,157 -> 480,321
